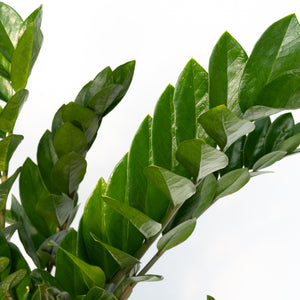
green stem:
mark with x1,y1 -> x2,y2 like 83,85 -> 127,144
0,171 -> 7,231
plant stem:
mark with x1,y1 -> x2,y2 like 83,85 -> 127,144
0,171 -> 7,231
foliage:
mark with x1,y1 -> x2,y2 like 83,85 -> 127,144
0,2 -> 299,299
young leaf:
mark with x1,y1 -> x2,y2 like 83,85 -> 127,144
239,14 -> 300,112
144,166 -> 196,206
0,88 -> 28,133
174,58 -> 209,144
91,233 -> 140,268
264,113 -> 294,152
176,139 -> 228,182
215,168 -> 250,199
102,196 -> 162,239
51,152 -> 87,195
157,218 -> 196,251
243,117 -> 271,168
198,105 -> 255,151
252,151 -> 287,171
209,31 -> 248,117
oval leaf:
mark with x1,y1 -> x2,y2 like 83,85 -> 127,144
252,151 -> 287,171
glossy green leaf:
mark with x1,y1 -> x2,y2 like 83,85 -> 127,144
0,2 -> 23,47
0,269 -> 26,291
61,102 -> 99,144
209,31 -> 247,117
0,167 -> 21,210
11,195 -> 44,267
265,113 -> 294,153
0,18 -> 14,61
275,133 -> 300,153
220,137 -> 245,176
75,81 -> 93,107
86,287 -> 105,300
174,58 -> 209,144
252,151 -> 287,171
242,106 -> 283,121
37,130 -> 59,194
157,218 -> 196,251
19,158 -> 55,237
91,233 -> 140,268
198,105 -> 255,151
51,152 -> 87,195
11,16 -> 43,91
53,122 -> 88,158
166,174 -> 217,231
53,239 -> 106,289
30,268 -> 63,290
0,257 -> 9,273
3,223 -> 19,241
215,168 -> 250,199
55,229 -> 88,297
176,139 -> 228,182
239,14 -> 300,112
144,166 -> 196,206
0,134 -> 23,172
152,84 -> 175,170
0,232 -> 10,280
0,89 -> 28,132
0,64 -> 9,80
243,117 -> 271,168
21,5 -> 42,33
103,196 -> 162,239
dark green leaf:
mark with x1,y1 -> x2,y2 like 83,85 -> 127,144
275,133 -> 300,153
53,122 -> 88,158
0,167 -> 21,210
216,168 -> 250,199
157,218 -> 196,251
174,58 -> 210,144
243,117 -> 271,169
100,294 -> 117,300
198,105 -> 255,151
252,151 -> 287,171
30,268 -> 62,290
0,64 -> 10,80
91,233 -> 140,268
3,223 -> 19,241
0,257 -> 9,273
265,113 -> 294,153
19,158 -> 55,237
176,139 -> 228,182
239,14 -> 300,112
103,196 -> 162,239
51,152 -> 87,195
209,31 -> 247,117
144,166 -> 196,206
0,232 -> 10,280
0,18 -> 14,61
0,89 -> 28,132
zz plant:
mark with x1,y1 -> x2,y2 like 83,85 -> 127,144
0,2 -> 298,299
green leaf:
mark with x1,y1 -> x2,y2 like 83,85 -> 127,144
30,268 -> 62,290
55,229 -> 88,297
0,89 -> 28,132
209,31 -> 247,117
0,269 -> 26,291
198,105 -> 255,151
174,58 -> 209,144
11,15 -> 43,91
3,223 -> 19,241
51,152 -> 87,195
100,294 -> 117,300
53,239 -> 106,289
152,84 -> 175,170
53,122 -> 88,158
61,102 -> 99,144
239,14 -> 300,112
144,166 -> 196,206
176,139 -> 228,182
0,2 -> 23,47
91,233 -> 140,268
243,117 -> 271,169
102,196 -> 162,239
0,64 -> 10,80
207,296 -> 215,300
252,151 -> 287,171
0,18 -> 14,61
86,287 -> 105,300
75,81 -> 93,107
0,257 -> 9,273
0,167 -> 21,211
275,133 -> 300,153
37,130 -> 59,194
215,168 -> 250,199
265,113 -> 294,153
0,134 -> 23,172
19,158 -> 55,237
242,106 -> 283,121
0,232 -> 10,280
157,218 -> 196,251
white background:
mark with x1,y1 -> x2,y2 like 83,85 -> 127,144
3,0 -> 300,299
